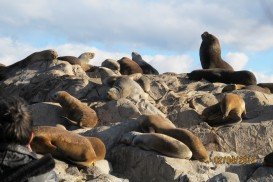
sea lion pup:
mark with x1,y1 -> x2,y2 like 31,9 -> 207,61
202,93 -> 247,127
264,152 -> 273,167
121,131 -> 192,159
31,126 -> 106,167
199,32 -> 234,71
131,52 -> 159,75
52,91 -> 98,128
187,69 -> 257,85
222,84 -> 271,94
58,52 -> 95,71
138,115 -> 209,162
117,57 -> 143,75
101,59 -> 120,74
257,83 -> 273,93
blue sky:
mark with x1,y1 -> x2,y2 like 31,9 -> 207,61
0,0 -> 273,81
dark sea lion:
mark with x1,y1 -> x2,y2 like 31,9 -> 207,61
131,52 -> 159,74
138,115 -> 209,162
199,31 -> 234,71
117,57 -> 143,75
202,93 -> 247,127
31,126 -> 106,167
264,152 -> 273,167
121,131 -> 192,159
257,83 -> 273,93
52,91 -> 98,128
187,69 -> 257,85
222,84 -> 271,94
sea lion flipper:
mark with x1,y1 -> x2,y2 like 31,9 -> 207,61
60,116 -> 79,126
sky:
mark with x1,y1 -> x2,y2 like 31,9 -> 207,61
0,0 -> 273,82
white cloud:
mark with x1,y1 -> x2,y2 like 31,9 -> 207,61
0,1 -> 273,52
0,37 -> 193,74
253,71 -> 273,83
225,52 -> 249,71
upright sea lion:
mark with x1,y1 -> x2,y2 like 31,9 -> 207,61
138,115 -> 209,162
131,52 -> 159,75
222,84 -> 271,94
257,83 -> 273,93
0,49 -> 58,80
52,91 -> 98,128
58,52 -> 95,71
121,131 -> 192,159
31,126 -> 106,167
199,32 -> 234,71
117,57 -> 143,75
264,152 -> 273,167
202,93 -> 247,127
187,69 -> 257,85
101,59 -> 120,74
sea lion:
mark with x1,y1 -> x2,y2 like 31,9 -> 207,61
138,115 -> 209,162
0,49 -> 58,80
117,57 -> 143,75
257,83 -> 273,93
202,93 -> 247,127
121,131 -> 192,159
101,59 -> 120,74
199,32 -> 234,71
264,152 -> 273,167
31,126 -> 106,167
106,76 -> 148,101
222,84 -> 271,94
58,52 -> 94,71
52,91 -> 98,128
187,69 -> 257,85
131,52 -> 159,74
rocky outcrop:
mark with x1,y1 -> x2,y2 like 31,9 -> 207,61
1,50 -> 273,181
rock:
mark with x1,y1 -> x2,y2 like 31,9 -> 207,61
94,99 -> 141,126
80,120 -> 141,152
247,167 -> 273,182
190,121 -> 273,157
207,172 -> 240,182
30,102 -> 66,126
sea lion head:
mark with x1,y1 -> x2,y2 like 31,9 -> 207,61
52,91 -> 70,102
120,131 -> 138,145
78,52 -> 95,60
201,31 -> 218,43
30,49 -> 58,61
131,52 -> 142,61
107,88 -> 121,100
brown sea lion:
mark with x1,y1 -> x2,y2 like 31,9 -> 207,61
202,93 -> 247,127
0,49 -> 58,80
117,57 -> 143,75
138,115 -> 209,162
131,52 -> 159,74
199,32 -> 234,71
52,91 -> 98,128
222,84 -> 271,94
264,152 -> 273,167
31,126 -> 106,167
187,69 -> 257,85
121,131 -> 192,159
257,83 -> 273,93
